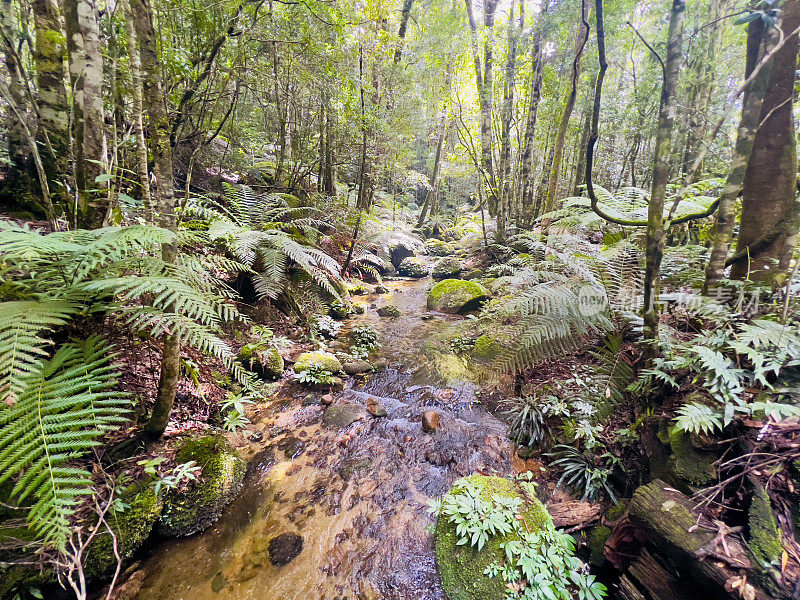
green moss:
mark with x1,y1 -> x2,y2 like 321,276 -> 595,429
667,429 -> 716,486
434,475 -> 552,600
239,345 -> 284,379
85,481 -> 162,579
294,351 -> 343,374
158,436 -> 246,537
748,484 -> 783,567
279,193 -> 302,208
426,238 -> 453,256
587,525 -> 612,565
472,335 -> 501,363
428,280 -> 490,314
377,305 -> 401,317
329,299 -> 352,319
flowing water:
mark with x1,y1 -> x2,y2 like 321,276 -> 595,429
133,276 -> 516,600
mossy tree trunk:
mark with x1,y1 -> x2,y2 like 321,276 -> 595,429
131,0 -> 180,439
520,22 -> 544,226
642,0 -> 685,360
31,0 -> 71,213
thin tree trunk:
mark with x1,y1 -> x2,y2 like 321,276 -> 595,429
417,114 -> 449,229
132,0 -> 179,439
394,0 -> 414,63
574,110 -> 591,195
0,0 -> 30,190
497,1 -> 520,237
643,0 -> 686,357
121,0 -> 153,220
520,23 -> 543,225
544,0 -> 590,214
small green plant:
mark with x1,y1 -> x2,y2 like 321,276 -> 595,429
449,334 -> 476,354
500,396 -> 549,447
312,315 -> 342,339
351,323 -> 381,351
219,392 -> 257,431
297,363 -> 335,386
548,445 -> 620,504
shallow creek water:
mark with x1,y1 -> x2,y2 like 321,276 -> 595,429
134,277 -> 517,600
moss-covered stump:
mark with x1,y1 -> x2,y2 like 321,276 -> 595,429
158,436 -> 246,537
666,429 -> 716,486
293,351 -> 343,375
434,475 -> 551,600
432,257 -> 463,280
85,481 -> 162,579
398,256 -> 429,278
748,482 -> 783,567
239,345 -> 284,379
427,280 -> 490,314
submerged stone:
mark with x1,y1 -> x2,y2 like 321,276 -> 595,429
323,403 -> 367,429
268,533 -> 304,566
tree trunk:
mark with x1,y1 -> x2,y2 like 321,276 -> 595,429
730,0 -> 800,283
394,0 -> 414,63
520,24 -> 544,225
544,0 -> 590,214
642,0 -> 685,358
573,110 -> 591,195
465,0 -> 499,209
497,1 -> 520,238
0,0 -> 30,190
417,113 -> 448,229
64,0 -> 108,228
132,0 -> 179,439
121,0 -> 153,220
31,0 -> 71,212
704,13 -> 782,289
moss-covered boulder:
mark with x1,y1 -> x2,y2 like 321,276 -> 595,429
377,305 -> 401,317
432,257 -> 463,280
158,436 -> 246,537
294,351 -> 343,375
239,345 -> 284,379
667,429 -> 716,486
328,299 -> 352,319
426,238 -> 453,257
748,483 -> 783,566
428,280 -> 490,314
472,335 -> 502,363
85,481 -> 162,579
434,475 -> 552,600
388,240 -> 417,269
398,256 -> 429,278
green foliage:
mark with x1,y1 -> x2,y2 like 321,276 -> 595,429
548,445 -> 620,504
0,337 -> 130,548
432,476 -> 607,600
219,392 -> 257,432
297,364 -> 336,385
500,396 -> 548,447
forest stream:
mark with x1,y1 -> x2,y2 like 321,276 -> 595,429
133,276 -> 515,600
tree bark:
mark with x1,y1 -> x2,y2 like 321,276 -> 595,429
730,0 -> 800,283
31,0 -> 71,211
520,23 -> 544,225
497,1 -> 520,238
394,0 -> 414,63
643,0 -> 685,358
543,0 -> 590,214
0,0 -> 30,189
132,0 -> 179,439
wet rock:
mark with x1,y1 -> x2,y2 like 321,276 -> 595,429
158,435 -> 246,537
323,403 -> 367,429
301,393 -> 318,406
366,397 -> 387,417
238,345 -> 284,379
278,436 -> 305,459
211,572 -> 228,593
372,357 -> 389,371
398,256 -> 429,278
248,430 -> 264,442
321,392 -> 334,405
427,279 -> 490,314
422,410 -> 441,432
268,533 -> 304,566
377,305 -> 401,317
388,240 -> 417,269
374,285 -> 389,294
343,360 -> 373,375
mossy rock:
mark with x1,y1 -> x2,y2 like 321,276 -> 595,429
587,525 -> 612,566
388,241 -> 416,268
329,299 -> 353,319
239,345 -> 284,379
85,480 -> 162,579
398,256 -> 429,278
748,483 -> 783,567
667,429 -> 716,486
462,269 -> 485,280
377,305 -> 401,317
435,475 -> 552,600
432,257 -> 463,280
428,280 -> 490,314
158,436 -> 246,537
426,238 -> 453,257
279,193 -> 302,208
472,335 -> 501,363
294,351 -> 343,374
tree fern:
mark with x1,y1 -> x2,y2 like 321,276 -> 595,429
0,337 -> 130,548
